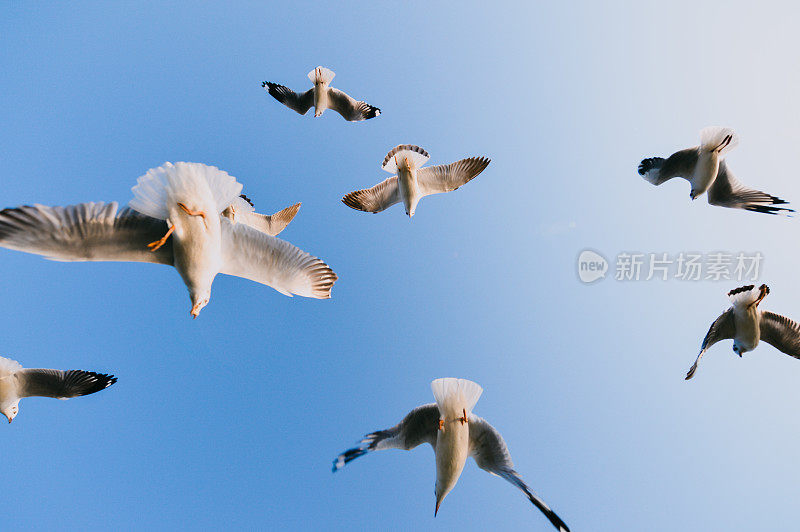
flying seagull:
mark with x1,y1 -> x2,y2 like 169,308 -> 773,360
262,66 -> 380,121
0,162 -> 337,318
638,127 -> 792,215
221,195 -> 301,237
333,378 -> 570,531
0,355 -> 116,423
342,145 -> 490,217
686,284 -> 800,379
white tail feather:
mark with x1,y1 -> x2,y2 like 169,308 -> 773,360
699,126 -> 739,156
431,378 -> 483,417
129,162 -> 243,220
727,285 -> 761,307
382,145 -> 431,173
307,66 -> 335,84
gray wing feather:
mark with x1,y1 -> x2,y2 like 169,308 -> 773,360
707,161 -> 793,215
0,202 -> 173,265
242,203 -> 301,237
332,404 -> 439,471
686,308 -> 736,380
262,82 -> 314,115
326,87 -> 380,121
341,177 -> 400,213
760,311 -> 800,359
220,220 -> 337,299
469,415 -> 570,532
417,157 -> 490,197
16,369 -> 117,399
638,148 -> 698,185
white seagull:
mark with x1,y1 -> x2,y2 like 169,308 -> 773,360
342,145 -> 490,217
221,194 -> 301,236
0,162 -> 337,318
686,284 -> 800,379
262,66 -> 380,121
333,378 -> 570,531
638,126 -> 792,215
0,355 -> 116,423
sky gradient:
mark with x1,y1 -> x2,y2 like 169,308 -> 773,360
3,1 -> 800,530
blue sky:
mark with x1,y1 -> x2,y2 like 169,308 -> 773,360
3,1 -> 800,530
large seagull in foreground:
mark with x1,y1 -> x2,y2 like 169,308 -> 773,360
333,378 -> 570,531
0,162 -> 337,318
262,66 -> 380,121
686,284 -> 800,379
0,355 -> 116,423
638,126 -> 793,215
342,145 -> 490,217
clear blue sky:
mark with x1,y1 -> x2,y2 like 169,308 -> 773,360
3,1 -> 800,530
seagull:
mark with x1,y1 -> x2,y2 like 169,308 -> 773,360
342,145 -> 490,217
332,378 -> 570,531
638,127 -> 792,215
0,162 -> 337,318
221,195 -> 301,236
262,66 -> 380,121
686,284 -> 800,379
0,355 -> 116,423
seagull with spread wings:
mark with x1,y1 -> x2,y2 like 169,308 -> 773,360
0,355 -> 116,423
0,162 -> 337,318
638,127 -> 792,215
342,145 -> 490,217
262,66 -> 380,121
686,284 -> 800,379
333,378 -> 570,531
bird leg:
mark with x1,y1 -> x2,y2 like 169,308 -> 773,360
147,225 -> 175,252
178,202 -> 208,228
749,284 -> 769,309
438,419 -> 444,431
713,134 -> 732,153
459,409 -> 468,425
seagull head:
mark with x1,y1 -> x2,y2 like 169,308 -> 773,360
1,401 -> 19,423
732,343 -> 744,357
189,290 -> 211,319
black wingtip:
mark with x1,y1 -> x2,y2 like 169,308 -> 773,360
68,370 -> 117,396
637,157 -> 664,176
239,194 -> 255,207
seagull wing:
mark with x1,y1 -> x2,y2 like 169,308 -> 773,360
241,203 -> 301,237
469,415 -> 570,532
760,311 -> 800,359
0,202 -> 174,265
707,160 -> 793,215
417,157 -> 490,197
332,403 -> 440,471
16,369 -> 116,399
262,82 -> 314,115
219,219 -> 336,299
638,147 -> 698,185
327,87 -> 380,121
341,177 -> 400,213
686,308 -> 735,380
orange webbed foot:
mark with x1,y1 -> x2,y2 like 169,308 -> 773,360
147,225 -> 175,252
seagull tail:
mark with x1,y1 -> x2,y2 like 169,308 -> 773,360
130,162 -> 243,220
431,378 -> 483,417
699,126 -> 739,156
727,284 -> 765,307
381,145 -> 430,173
307,66 -> 335,85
